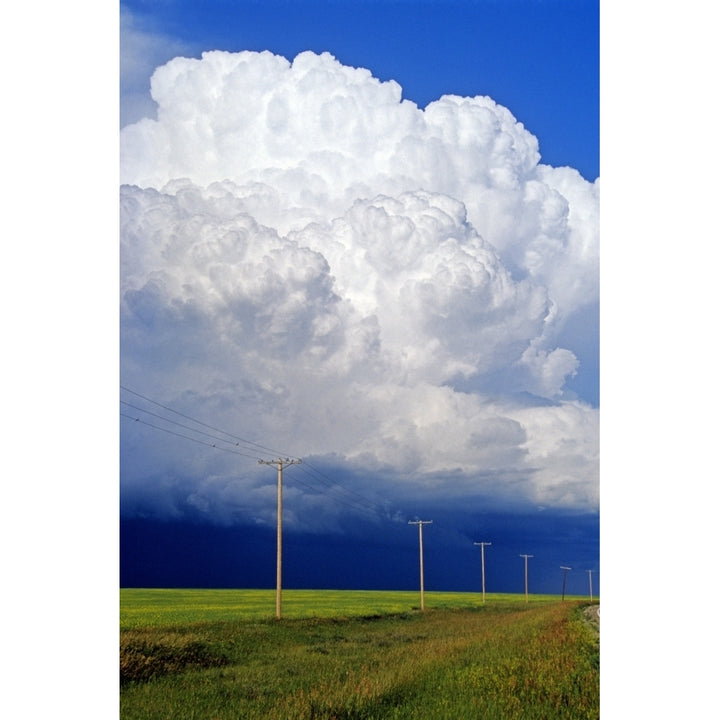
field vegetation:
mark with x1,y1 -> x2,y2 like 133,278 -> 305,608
120,589 -> 599,719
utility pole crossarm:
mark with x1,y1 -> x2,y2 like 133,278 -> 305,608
257,457 -> 302,467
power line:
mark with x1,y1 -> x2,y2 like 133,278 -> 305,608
120,385 -> 398,521
120,400 -> 266,454
302,460 -> 386,511
120,389 -> 599,598
120,385 -> 295,459
120,412 -> 259,459
294,463 -> 387,518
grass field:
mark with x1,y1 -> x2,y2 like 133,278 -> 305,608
120,589 -> 599,719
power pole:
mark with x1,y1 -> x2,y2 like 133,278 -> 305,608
586,569 -> 594,602
520,554 -> 534,602
409,520 -> 432,610
258,458 -> 302,619
560,566 -> 572,601
473,542 -> 491,603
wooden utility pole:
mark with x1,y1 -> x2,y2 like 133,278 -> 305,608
560,566 -> 572,601
520,554 -> 534,602
258,458 -> 301,618
409,520 -> 432,610
474,542 -> 491,603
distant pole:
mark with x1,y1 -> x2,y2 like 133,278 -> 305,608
560,566 -> 572,601
587,569 -> 594,602
409,520 -> 432,610
474,542 -> 492,603
259,458 -> 302,619
520,554 -> 534,602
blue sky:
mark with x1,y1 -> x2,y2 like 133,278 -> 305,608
121,0 -> 599,181
119,0 -> 599,595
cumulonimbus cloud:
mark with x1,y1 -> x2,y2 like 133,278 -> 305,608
120,50 -> 599,526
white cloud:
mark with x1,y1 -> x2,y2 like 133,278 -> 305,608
121,50 -> 597,317
120,50 -> 599,525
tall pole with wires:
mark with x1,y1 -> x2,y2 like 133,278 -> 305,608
474,542 -> 491,603
259,458 -> 301,618
560,566 -> 572,601
409,520 -> 432,610
520,554 -> 534,602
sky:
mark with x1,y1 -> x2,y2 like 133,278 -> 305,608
119,0 -> 600,597
121,0 -> 599,182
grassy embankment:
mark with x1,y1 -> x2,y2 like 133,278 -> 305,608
120,589 -> 599,720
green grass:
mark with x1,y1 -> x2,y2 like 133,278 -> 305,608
120,588 -> 588,629
120,589 -> 599,719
